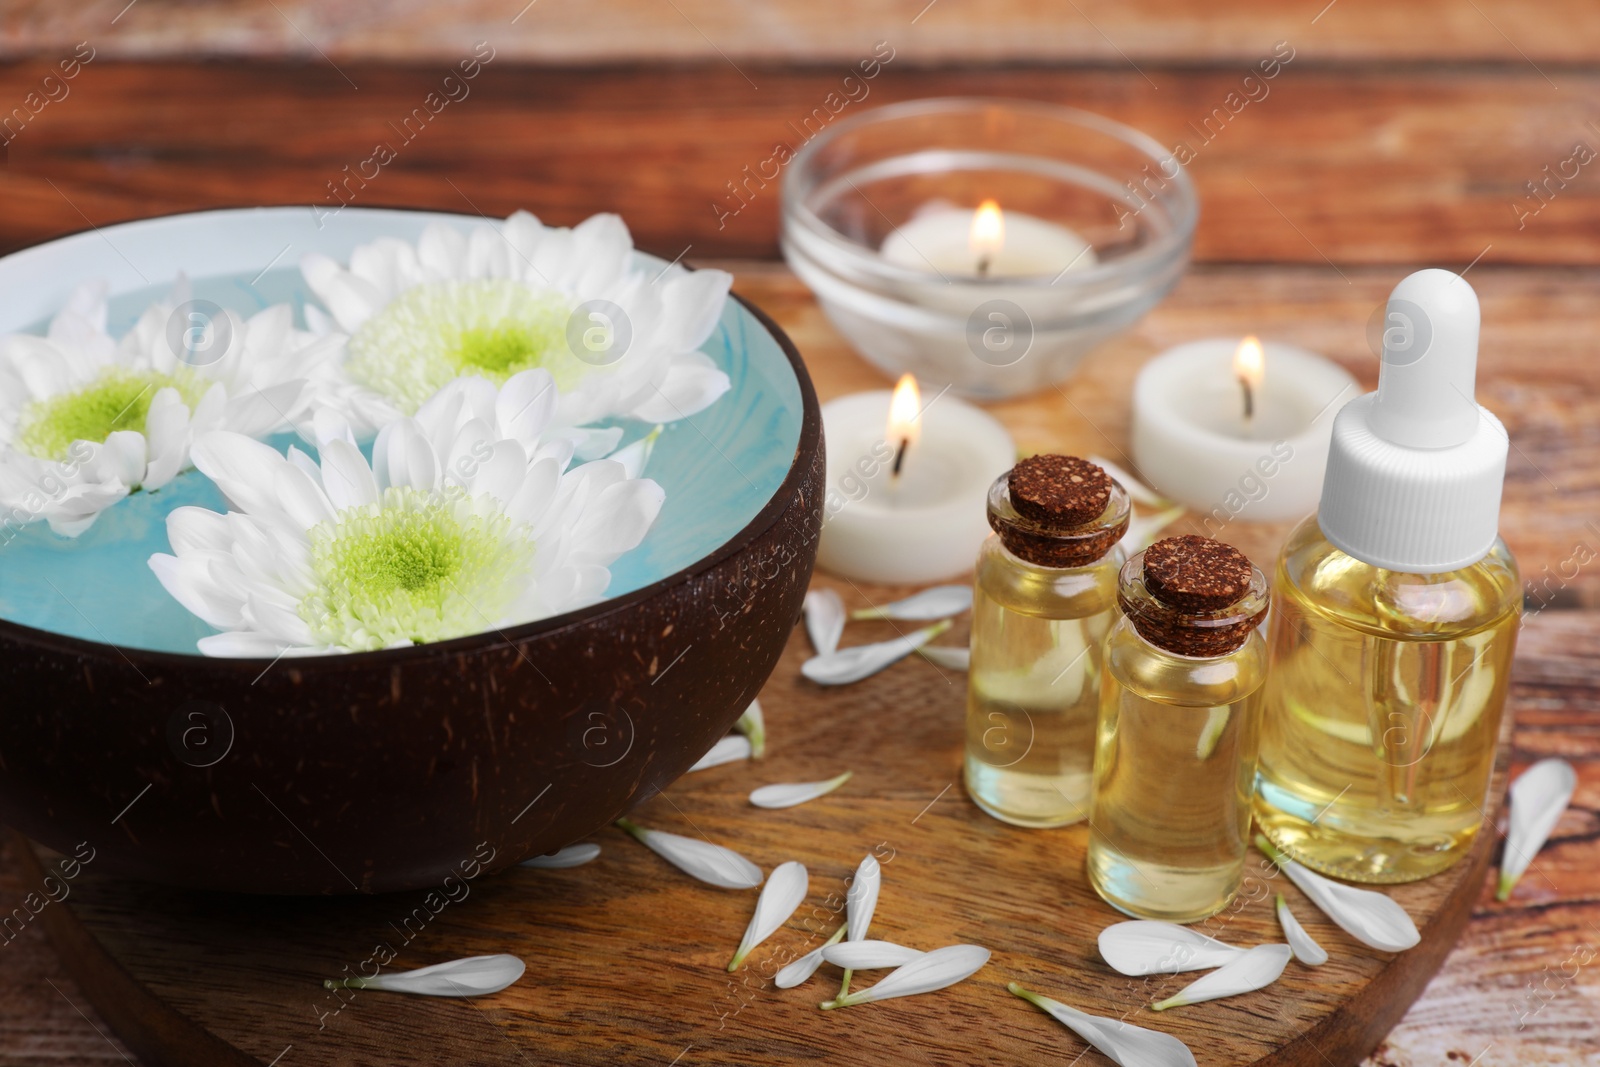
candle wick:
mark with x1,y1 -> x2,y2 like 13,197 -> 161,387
892,436 -> 910,478
975,255 -> 990,279
1238,376 -> 1255,422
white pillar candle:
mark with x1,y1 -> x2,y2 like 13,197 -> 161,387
818,378 -> 1016,583
1131,338 -> 1359,525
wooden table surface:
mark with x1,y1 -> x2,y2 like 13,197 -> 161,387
0,3 -> 1598,1062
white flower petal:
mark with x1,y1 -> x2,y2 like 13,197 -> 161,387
688,735 -> 752,772
749,771 -> 852,810
1256,836 -> 1420,952
617,817 -> 762,890
735,698 -> 766,758
1499,757 -> 1577,900
495,368 -> 558,445
1120,504 -> 1188,555
1089,455 -> 1171,508
316,437 -> 379,510
823,944 -> 989,1009
851,585 -> 972,621
1276,895 -> 1329,966
1010,983 -> 1196,1067
774,926 -> 846,990
1097,921 -> 1246,976
631,352 -> 731,423
196,632 -> 299,657
1150,944 -> 1292,1010
803,588 -> 846,656
822,940 -> 923,970
520,843 -> 601,869
801,620 -> 952,686
846,854 -> 881,943
916,644 -> 970,671
611,425 -> 663,480
334,954 -> 525,998
729,860 -> 809,970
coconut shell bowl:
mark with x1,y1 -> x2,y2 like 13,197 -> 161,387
0,208 -> 822,894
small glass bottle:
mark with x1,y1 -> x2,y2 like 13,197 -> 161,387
964,455 -> 1130,828
1254,269 -> 1521,884
1087,535 -> 1269,923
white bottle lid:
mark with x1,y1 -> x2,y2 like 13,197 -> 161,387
1317,269 -> 1508,574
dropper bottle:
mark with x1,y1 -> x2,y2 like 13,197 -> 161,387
1254,269 -> 1521,884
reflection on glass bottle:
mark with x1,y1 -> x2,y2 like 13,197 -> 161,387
964,455 -> 1129,828
1088,536 -> 1269,922
1254,269 -> 1521,884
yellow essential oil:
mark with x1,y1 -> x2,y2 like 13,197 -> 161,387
964,455 -> 1130,828
1254,269 -> 1521,884
1088,536 -> 1269,922
1254,517 -> 1520,883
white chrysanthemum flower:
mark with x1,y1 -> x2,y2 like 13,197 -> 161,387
300,211 -> 733,453
0,281 -> 323,536
149,369 -> 665,657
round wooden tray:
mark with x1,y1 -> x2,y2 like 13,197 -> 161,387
22,577 -> 1505,1067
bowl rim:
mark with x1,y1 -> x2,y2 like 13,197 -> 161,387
779,95 -> 1199,290
0,205 -> 821,670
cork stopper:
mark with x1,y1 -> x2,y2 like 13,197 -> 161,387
1008,454 -> 1113,526
1143,536 -> 1255,613
1119,535 -> 1267,657
989,455 -> 1128,569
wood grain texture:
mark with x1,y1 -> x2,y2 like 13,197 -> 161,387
10,598 -> 1503,1067
0,62 -> 1597,263
1,263 -> 1596,1065
3,0 -> 1600,65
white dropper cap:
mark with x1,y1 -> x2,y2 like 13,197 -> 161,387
1317,269 -> 1509,574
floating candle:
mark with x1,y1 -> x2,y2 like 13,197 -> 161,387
818,375 -> 1015,583
1130,338 -> 1358,525
879,200 -> 1096,282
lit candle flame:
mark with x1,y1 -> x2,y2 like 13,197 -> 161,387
888,373 -> 921,478
1234,335 -> 1264,421
969,199 -> 1004,278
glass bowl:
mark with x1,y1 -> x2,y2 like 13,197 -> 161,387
781,97 -> 1198,399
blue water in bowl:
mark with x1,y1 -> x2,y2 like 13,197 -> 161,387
0,266 -> 801,655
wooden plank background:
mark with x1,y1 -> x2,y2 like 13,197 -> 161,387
0,63 -> 1597,262
2,1 -> 1600,64
0,0 -> 1597,1063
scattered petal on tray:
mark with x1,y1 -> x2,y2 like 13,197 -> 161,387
801,619 -> 952,686
774,925 -> 846,990
735,698 -> 767,758
1498,757 -> 1577,901
1276,895 -> 1328,966
729,860 -> 809,971
916,644 -> 970,671
1255,835 -> 1420,952
850,585 -> 972,621
616,816 -> 762,890
1010,982 -> 1196,1067
804,588 -> 846,657
1097,920 -> 1246,976
822,940 -> 924,970
820,944 -> 990,1010
519,843 -> 601,869
688,735 -> 752,772
1150,944 -> 1293,1011
324,954 -> 526,998
749,771 -> 852,810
